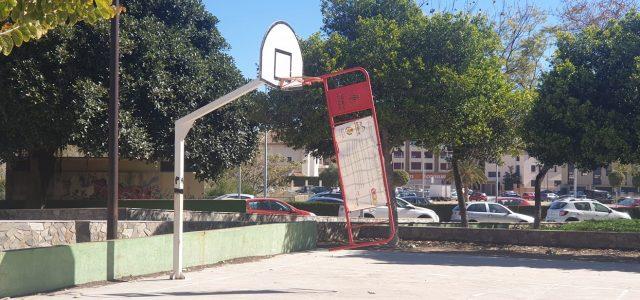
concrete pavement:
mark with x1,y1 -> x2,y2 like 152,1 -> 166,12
27,250 -> 640,299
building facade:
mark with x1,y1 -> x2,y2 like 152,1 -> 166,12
391,141 -> 451,189
266,132 -> 326,178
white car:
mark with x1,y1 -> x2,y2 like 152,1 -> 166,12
213,193 -> 255,200
451,202 -> 534,223
545,198 -> 631,222
338,198 -> 440,222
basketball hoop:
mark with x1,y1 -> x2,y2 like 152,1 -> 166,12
277,76 -> 323,89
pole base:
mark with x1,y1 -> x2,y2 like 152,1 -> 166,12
170,272 -> 185,280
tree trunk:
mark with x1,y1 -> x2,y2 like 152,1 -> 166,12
451,152 -> 468,227
533,165 -> 550,229
30,150 -> 56,209
379,129 -> 399,246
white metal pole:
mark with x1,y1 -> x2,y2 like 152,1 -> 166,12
237,166 -> 242,198
264,130 -> 268,198
496,163 -> 499,201
171,78 -> 264,280
422,159 -> 426,197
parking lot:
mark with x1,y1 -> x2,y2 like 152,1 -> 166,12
29,249 -> 640,299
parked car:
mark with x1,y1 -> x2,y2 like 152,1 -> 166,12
559,191 -> 586,199
399,196 -> 432,206
213,193 -> 255,200
246,198 -> 315,216
468,192 -> 487,201
339,198 -> 440,222
501,191 -> 520,197
522,192 -> 535,200
496,197 -> 532,206
545,198 -> 631,222
585,189 -> 613,203
451,202 -> 534,223
309,191 -> 342,200
541,192 -> 559,201
306,197 -> 343,204
613,197 -> 640,208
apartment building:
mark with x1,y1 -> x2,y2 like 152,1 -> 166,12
266,132 -> 325,177
391,141 -> 451,189
483,153 -> 563,195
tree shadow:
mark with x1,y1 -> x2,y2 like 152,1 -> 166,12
105,288 -> 337,297
0,244 -> 76,298
337,250 -> 640,274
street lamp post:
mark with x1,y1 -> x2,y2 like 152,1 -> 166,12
107,0 -> 120,240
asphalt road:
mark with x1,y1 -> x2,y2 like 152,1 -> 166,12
27,250 -> 640,299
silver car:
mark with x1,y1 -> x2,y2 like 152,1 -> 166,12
451,202 -> 534,223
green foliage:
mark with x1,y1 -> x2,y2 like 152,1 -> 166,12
287,201 -> 340,216
632,172 -> 640,190
444,160 -> 487,189
0,177 -> 5,200
319,164 -> 339,187
524,13 -> 640,172
608,170 -> 625,189
0,0 -> 258,183
392,170 -> 410,187
0,0 -> 118,55
503,171 -> 521,191
556,219 -> 640,233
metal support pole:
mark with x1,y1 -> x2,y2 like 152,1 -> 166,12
264,130 -> 268,198
107,0 -> 120,241
171,79 -> 264,280
495,163 -> 499,201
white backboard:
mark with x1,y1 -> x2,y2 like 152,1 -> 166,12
259,21 -> 303,88
334,116 -> 389,211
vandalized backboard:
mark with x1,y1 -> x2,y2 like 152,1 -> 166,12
334,115 -> 388,211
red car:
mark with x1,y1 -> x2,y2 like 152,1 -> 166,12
468,192 -> 487,201
246,198 -> 315,216
522,192 -> 535,200
613,197 -> 640,208
496,197 -> 532,206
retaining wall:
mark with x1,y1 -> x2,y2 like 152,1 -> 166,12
0,222 -> 317,298
317,222 -> 640,250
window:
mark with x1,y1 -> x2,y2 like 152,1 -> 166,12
515,165 -> 520,174
593,177 -> 602,185
287,157 -> 293,162
393,162 -> 404,170
395,199 -> 408,208
424,151 -> 433,158
393,150 -> 404,158
489,204 -> 509,214
424,163 -> 433,170
270,201 -> 291,212
594,203 -> 610,213
531,165 -> 536,172
488,171 -> 496,178
411,162 -> 422,170
554,166 -> 557,172
554,180 -> 562,186
550,202 -> 567,209
515,156 -> 520,161
411,151 -> 421,159
574,202 -> 591,211
467,203 -> 487,212
530,180 -> 536,187
440,163 -> 449,171
250,201 -> 270,210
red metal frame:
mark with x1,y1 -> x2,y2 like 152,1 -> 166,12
319,67 -> 396,250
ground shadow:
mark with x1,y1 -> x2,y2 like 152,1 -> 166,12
337,249 -> 640,274
105,288 -> 337,297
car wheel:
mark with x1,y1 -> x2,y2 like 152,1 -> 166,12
519,220 -> 529,223
469,220 -> 478,223
418,215 -> 430,218
565,217 -> 579,222
364,213 -> 375,218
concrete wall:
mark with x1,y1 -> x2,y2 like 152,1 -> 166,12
0,222 -> 317,298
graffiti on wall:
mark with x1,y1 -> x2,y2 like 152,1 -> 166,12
53,173 -> 162,200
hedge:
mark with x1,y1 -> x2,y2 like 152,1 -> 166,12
554,219 -> 640,232
0,199 -> 246,213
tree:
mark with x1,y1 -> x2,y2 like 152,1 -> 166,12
632,172 -> 640,193
240,153 -> 301,195
559,0 -> 638,31
392,170 -> 410,188
0,0 -> 258,208
319,164 -> 339,187
502,170 -> 522,191
445,160 -> 488,200
608,170 -> 625,196
0,0 -> 119,55
522,12 -> 640,228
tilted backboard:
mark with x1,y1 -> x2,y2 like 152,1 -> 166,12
259,21 -> 303,88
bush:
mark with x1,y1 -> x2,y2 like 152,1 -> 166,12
555,219 -> 640,233
288,202 -> 340,216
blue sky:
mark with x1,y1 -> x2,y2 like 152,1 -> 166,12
204,0 -> 563,79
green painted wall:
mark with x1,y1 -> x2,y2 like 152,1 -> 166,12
0,222 -> 317,298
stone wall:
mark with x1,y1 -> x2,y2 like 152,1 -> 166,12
0,221 -> 76,250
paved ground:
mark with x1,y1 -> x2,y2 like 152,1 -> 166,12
28,250 -> 640,300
